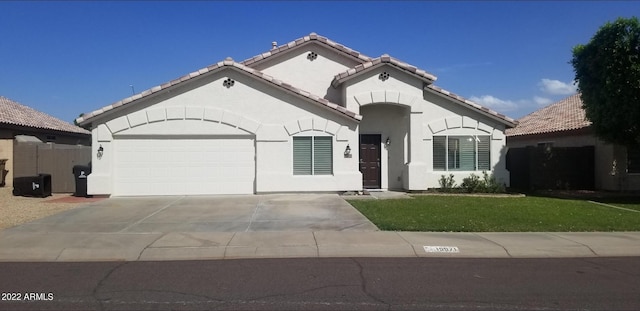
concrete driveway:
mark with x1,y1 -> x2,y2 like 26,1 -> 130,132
6,194 -> 378,234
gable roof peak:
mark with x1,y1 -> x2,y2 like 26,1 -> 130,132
332,54 -> 438,87
77,58 -> 362,125
241,33 -> 372,67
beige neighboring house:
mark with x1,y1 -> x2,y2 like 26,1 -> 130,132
0,96 -> 91,187
506,93 -> 640,191
76,33 -> 517,196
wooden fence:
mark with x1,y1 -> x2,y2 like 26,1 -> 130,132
13,142 -> 91,193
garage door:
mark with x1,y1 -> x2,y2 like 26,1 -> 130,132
113,137 -> 255,196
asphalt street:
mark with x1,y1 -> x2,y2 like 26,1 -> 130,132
1,257 -> 639,310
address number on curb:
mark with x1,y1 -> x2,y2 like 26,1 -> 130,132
424,246 -> 460,253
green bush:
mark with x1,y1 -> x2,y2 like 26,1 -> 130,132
438,174 -> 456,192
482,171 -> 505,193
460,172 -> 505,193
461,173 -> 483,193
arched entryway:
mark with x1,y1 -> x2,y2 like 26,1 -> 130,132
359,104 -> 410,189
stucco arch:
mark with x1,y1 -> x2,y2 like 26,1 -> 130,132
424,116 -> 502,141
282,117 -> 351,141
353,90 -> 419,111
103,107 -> 261,137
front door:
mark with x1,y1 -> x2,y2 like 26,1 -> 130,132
360,134 -> 381,189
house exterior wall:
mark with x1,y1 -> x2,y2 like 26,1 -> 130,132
342,66 -> 510,190
254,44 -> 361,104
86,69 -> 361,195
506,133 -> 639,191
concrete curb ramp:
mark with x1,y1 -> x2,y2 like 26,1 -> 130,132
0,231 -> 639,262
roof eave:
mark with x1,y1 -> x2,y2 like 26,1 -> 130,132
424,86 -> 518,128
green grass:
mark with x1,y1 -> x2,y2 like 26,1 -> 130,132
348,196 -> 640,232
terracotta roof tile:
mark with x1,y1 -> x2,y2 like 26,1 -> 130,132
506,93 -> 588,136
331,54 -> 437,87
76,59 -> 362,125
241,32 -> 372,67
425,85 -> 518,127
0,96 -> 90,135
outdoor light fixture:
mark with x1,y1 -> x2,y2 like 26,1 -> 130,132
385,137 -> 391,146
344,145 -> 352,157
97,144 -> 104,159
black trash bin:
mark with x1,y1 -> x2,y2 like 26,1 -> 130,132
13,174 -> 52,198
72,165 -> 91,197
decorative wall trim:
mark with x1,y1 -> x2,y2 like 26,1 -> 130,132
105,107 -> 261,135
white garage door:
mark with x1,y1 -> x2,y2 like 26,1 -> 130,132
113,137 -> 255,196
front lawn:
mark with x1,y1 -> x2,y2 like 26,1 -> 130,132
347,195 -> 640,232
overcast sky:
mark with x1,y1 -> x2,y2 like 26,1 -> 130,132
1,1 -> 637,123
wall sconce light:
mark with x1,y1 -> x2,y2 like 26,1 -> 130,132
385,137 -> 391,146
344,144 -> 352,158
97,144 -> 104,159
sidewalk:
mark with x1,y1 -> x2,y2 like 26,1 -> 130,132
0,230 -> 639,262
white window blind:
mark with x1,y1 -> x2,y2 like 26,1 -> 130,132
293,136 -> 333,175
293,137 -> 312,175
433,135 -> 490,171
313,137 -> 333,175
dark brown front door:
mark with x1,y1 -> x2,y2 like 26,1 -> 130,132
360,134 -> 381,189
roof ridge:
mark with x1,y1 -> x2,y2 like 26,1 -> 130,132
240,32 -> 372,67
76,59 -> 361,125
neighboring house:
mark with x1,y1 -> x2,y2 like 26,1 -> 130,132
506,93 -> 640,191
0,96 -> 91,188
76,33 -> 517,196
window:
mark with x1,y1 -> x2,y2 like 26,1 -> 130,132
293,136 -> 333,175
628,144 -> 640,174
433,135 -> 490,171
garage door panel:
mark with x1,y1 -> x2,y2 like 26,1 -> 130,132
113,138 -> 255,196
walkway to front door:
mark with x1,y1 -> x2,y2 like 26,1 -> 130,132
360,134 -> 381,189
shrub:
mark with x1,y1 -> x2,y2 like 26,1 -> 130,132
438,174 -> 456,192
460,171 -> 506,193
461,173 -> 483,193
481,171 -> 505,193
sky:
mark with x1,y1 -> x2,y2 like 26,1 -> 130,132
1,1 -> 638,124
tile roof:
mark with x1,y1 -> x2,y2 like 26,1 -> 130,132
241,32 -> 372,67
76,58 -> 362,125
0,96 -> 90,135
424,85 -> 518,127
331,54 -> 437,87
506,93 -> 589,137
331,54 -> 517,127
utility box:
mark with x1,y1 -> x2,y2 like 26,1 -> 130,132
13,174 -> 52,198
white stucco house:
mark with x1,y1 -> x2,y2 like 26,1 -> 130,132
76,33 -> 517,196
